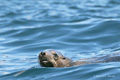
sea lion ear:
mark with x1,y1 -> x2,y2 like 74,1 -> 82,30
62,57 -> 66,59
59,53 -> 66,59
55,51 -> 66,59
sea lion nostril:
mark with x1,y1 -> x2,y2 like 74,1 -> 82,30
41,52 -> 46,56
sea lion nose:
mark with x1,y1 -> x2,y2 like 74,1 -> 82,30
40,52 -> 46,56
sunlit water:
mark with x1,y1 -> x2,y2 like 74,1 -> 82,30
0,0 -> 120,80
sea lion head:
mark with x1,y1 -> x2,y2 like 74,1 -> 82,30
38,49 -> 72,67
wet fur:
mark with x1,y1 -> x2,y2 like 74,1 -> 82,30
39,49 -> 120,67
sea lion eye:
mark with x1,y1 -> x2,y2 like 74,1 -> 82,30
54,54 -> 58,57
53,54 -> 58,60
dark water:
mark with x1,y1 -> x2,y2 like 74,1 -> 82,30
0,0 -> 120,80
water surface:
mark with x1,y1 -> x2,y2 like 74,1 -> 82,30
0,0 -> 120,80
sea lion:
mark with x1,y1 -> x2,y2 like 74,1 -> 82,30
38,49 -> 120,67
38,49 -> 72,67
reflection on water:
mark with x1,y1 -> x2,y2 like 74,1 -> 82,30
0,0 -> 120,80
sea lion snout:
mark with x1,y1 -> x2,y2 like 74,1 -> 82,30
39,52 -> 49,61
40,52 -> 46,56
39,51 -> 54,67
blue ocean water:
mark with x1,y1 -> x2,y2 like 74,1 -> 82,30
0,0 -> 120,80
